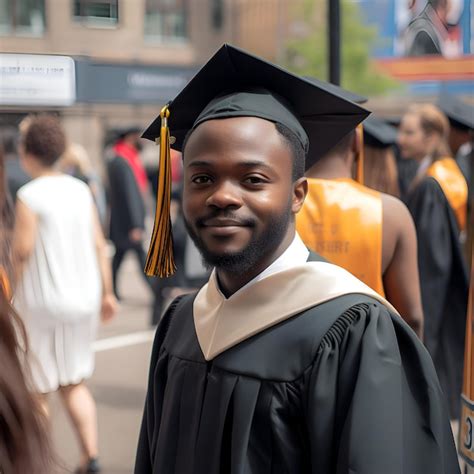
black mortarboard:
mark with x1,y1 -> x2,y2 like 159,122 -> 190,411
437,93 -> 474,131
303,77 -> 368,105
142,44 -> 370,278
143,44 -> 370,170
363,116 -> 398,148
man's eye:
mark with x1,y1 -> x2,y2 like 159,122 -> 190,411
192,176 -> 212,184
244,176 -> 266,185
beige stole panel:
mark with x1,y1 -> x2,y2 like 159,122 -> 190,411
194,262 -> 398,361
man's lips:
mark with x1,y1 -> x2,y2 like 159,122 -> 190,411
201,218 -> 248,227
197,218 -> 253,237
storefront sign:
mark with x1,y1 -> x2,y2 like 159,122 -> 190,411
0,54 -> 76,106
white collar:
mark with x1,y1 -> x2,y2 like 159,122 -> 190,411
215,232 -> 309,299
416,155 -> 432,178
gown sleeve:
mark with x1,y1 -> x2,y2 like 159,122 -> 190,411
134,296 -> 183,473
305,301 -> 460,474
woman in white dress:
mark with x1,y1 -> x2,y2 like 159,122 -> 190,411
12,115 -> 117,473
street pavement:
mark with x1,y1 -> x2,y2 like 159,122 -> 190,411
50,254 -> 156,473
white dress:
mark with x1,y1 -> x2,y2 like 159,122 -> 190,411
14,175 -> 102,393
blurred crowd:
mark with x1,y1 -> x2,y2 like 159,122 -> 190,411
0,91 -> 472,472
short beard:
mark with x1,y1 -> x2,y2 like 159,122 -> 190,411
184,206 -> 292,274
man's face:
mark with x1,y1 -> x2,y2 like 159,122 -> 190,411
398,113 -> 430,160
182,117 -> 305,273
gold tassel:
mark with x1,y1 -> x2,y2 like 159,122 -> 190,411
355,124 -> 365,185
144,105 -> 176,277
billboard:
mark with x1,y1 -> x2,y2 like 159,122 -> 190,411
358,0 -> 473,94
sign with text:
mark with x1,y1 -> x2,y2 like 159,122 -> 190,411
0,54 -> 76,106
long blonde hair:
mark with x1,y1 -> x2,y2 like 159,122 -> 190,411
407,104 -> 452,193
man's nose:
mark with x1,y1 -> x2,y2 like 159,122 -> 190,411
206,180 -> 243,209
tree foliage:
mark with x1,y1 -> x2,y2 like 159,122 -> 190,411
283,0 -> 398,96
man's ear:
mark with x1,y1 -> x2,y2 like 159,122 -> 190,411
292,177 -> 308,214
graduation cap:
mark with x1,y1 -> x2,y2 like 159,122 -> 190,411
142,44 -> 370,277
363,116 -> 398,148
303,77 -> 368,105
302,77 -> 368,182
437,93 -> 474,131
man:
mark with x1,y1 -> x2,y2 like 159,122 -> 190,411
135,45 -> 458,473
296,118 -> 423,337
107,127 -> 152,297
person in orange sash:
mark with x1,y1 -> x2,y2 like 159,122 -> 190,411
296,125 -> 423,337
459,251 -> 474,469
398,103 -> 469,421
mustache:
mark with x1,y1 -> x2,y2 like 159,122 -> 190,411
195,211 -> 256,228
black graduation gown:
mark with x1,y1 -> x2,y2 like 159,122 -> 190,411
135,292 -> 459,473
407,176 -> 469,419
396,156 -> 419,202
107,156 -> 146,249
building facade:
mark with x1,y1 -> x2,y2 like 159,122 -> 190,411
0,0 -> 288,170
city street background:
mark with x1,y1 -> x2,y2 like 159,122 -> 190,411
51,252 -> 154,474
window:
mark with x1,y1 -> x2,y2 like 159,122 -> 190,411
211,0 -> 224,30
73,0 -> 118,26
144,0 -> 188,43
0,0 -> 46,36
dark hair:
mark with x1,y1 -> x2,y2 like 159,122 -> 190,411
24,115 -> 66,167
182,121 -> 306,182
429,0 -> 447,8
0,146 -> 54,473
274,123 -> 306,181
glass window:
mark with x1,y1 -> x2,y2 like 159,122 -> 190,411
211,0 -> 223,31
0,0 -> 45,36
144,0 -> 188,43
73,0 -> 118,25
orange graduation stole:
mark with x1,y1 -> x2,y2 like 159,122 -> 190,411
296,178 -> 384,297
0,267 -> 11,301
427,157 -> 468,233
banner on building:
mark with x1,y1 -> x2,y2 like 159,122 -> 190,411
359,0 -> 473,94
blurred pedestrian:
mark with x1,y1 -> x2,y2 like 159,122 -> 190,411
59,143 -> 107,229
297,127 -> 423,336
437,94 -> 474,264
398,103 -> 469,420
1,124 -> 31,203
107,127 -> 152,298
437,94 -> 473,192
149,187 -> 209,325
0,137 -> 54,473
362,115 -> 401,197
12,115 -> 117,473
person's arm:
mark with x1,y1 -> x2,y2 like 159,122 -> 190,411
382,194 -> 424,338
305,302 -> 459,473
12,198 -> 38,282
93,207 -> 117,323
